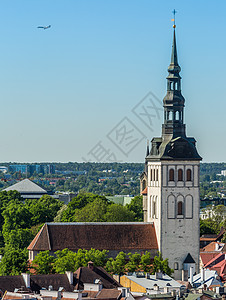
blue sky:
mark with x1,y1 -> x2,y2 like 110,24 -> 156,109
0,1 -> 225,163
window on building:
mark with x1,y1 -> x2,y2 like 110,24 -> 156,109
177,201 -> 183,215
153,169 -> 155,181
178,169 -> 183,181
142,180 -> 146,191
174,262 -> 179,270
169,169 -> 174,181
156,169 -> 158,181
175,111 -> 179,120
150,169 -> 153,181
186,169 -> 192,181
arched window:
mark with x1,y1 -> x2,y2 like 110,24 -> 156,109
175,111 -> 180,120
177,201 -> 183,215
150,169 -> 153,181
156,169 -> 158,181
186,169 -> 192,181
178,169 -> 183,181
142,180 -> 146,191
169,169 -> 174,181
153,169 -> 155,181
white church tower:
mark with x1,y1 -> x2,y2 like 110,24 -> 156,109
141,25 -> 202,280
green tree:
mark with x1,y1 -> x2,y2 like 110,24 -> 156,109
73,198 -> 108,222
0,247 -> 28,275
140,251 -> 152,272
152,252 -> 173,276
61,193 -> 108,222
54,204 -> 68,222
105,252 -> 127,275
25,195 -> 63,226
200,218 -> 217,236
105,204 -> 136,222
5,228 -> 34,250
126,196 -> 143,221
54,249 -> 76,273
31,250 -> 55,274
126,252 -> 141,273
2,200 -> 32,243
53,248 -> 108,274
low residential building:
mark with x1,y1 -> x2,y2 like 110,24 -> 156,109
120,272 -> 183,294
189,269 -> 223,289
0,263 -> 121,294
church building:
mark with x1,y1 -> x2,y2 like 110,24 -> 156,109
141,25 -> 202,279
28,26 -> 201,281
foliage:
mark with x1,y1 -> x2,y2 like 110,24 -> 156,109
2,200 -> 32,241
0,247 -> 28,275
126,196 -> 143,221
73,198 -> 108,222
31,250 -> 56,274
61,193 -> 108,222
139,251 -> 152,272
105,252 -> 127,275
25,195 -> 63,226
105,204 -> 136,222
200,219 -> 217,236
126,252 -> 141,273
4,228 -> 34,249
152,252 -> 173,276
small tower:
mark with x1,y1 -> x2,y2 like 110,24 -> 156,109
141,24 -> 202,280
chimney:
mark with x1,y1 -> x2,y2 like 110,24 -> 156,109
201,268 -> 205,283
155,272 -> 163,279
22,273 -> 30,288
88,261 -> 94,271
189,267 -> 193,284
154,285 -> 159,291
215,243 -> 219,251
66,271 -> 74,285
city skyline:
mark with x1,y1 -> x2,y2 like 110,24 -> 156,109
0,1 -> 225,163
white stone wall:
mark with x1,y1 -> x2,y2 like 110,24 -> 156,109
147,160 -> 200,279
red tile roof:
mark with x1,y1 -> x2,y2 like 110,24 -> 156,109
28,223 -> 158,252
200,253 -> 219,266
96,289 -> 121,299
141,187 -> 147,195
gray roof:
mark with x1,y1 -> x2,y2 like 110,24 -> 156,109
4,179 -> 47,194
123,274 -> 182,290
192,270 -> 223,288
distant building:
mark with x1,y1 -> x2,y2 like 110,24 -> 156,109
106,195 -> 133,206
9,164 -> 55,175
3,178 -> 47,199
0,166 -> 8,173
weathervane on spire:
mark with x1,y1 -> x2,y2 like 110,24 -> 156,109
172,9 -> 177,28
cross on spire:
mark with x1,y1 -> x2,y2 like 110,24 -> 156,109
172,9 -> 177,28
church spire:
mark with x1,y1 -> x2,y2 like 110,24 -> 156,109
162,21 -> 186,138
168,29 -> 181,74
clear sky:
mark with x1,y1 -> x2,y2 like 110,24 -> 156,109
0,0 -> 225,163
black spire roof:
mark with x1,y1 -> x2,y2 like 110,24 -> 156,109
184,253 -> 196,264
146,27 -> 202,162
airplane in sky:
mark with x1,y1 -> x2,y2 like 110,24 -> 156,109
37,25 -> 51,30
